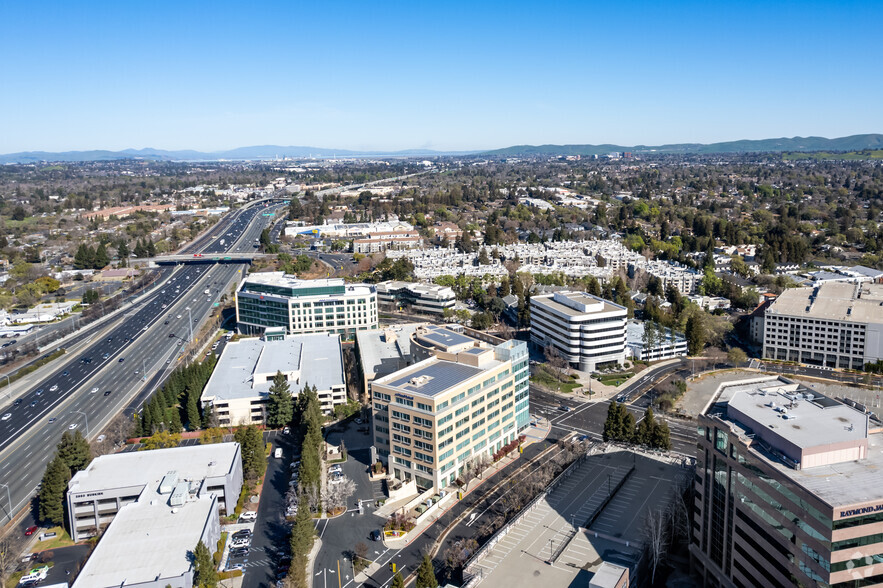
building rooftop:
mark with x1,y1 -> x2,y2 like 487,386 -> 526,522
532,291 -> 626,318
416,326 -> 475,351
203,334 -> 344,402
73,488 -> 216,587
766,281 -> 883,323
240,272 -> 374,297
356,324 -> 423,379
68,443 -> 240,496
708,378 -> 883,509
726,382 -> 867,451
377,357 -> 488,398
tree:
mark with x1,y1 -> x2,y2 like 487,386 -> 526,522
234,425 -> 266,480
141,430 -> 182,450
544,344 -> 568,383
391,571 -> 404,588
267,371 -> 293,428
415,553 -> 438,588
634,407 -> 656,446
192,540 -> 218,588
57,430 -> 92,476
94,243 -> 110,268
38,454 -> 70,525
289,495 -> 316,556
200,427 -> 225,445
727,347 -> 748,366
643,508 -> 668,585
117,240 -> 129,260
685,315 -> 705,356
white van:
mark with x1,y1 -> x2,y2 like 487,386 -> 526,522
274,447 -> 283,459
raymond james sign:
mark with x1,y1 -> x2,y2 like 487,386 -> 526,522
840,504 -> 883,518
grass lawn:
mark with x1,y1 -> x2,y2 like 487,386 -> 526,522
531,370 -> 581,394
598,372 -> 634,387
33,526 -> 74,551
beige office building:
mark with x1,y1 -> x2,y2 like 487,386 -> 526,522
371,326 -> 529,491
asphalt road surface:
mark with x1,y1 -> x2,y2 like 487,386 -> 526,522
0,200 -> 282,530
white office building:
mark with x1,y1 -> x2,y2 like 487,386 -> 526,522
66,443 -> 242,543
762,281 -> 883,370
201,333 -> 347,419
375,281 -> 456,316
530,291 -> 627,371
625,320 -> 687,361
236,273 -> 377,339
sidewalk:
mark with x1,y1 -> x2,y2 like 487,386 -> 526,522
378,421 -> 551,551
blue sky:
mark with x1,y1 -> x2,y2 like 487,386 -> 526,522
2,0 -> 881,152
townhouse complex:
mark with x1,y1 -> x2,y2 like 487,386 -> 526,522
693,377 -> 883,588
387,238 -> 701,295
235,273 -> 377,338
371,325 -> 529,492
530,291 -> 628,371
762,281 -> 883,370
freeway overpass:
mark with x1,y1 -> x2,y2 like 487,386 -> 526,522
132,252 -> 276,266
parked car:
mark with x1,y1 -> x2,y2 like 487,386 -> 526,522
239,511 -> 257,522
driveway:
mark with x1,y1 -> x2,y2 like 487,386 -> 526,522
239,429 -> 293,588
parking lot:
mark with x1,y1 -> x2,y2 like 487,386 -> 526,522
468,449 -> 686,586
313,416 -> 396,587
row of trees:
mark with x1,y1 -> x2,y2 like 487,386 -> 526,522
286,384 -> 324,588
38,431 -> 92,525
132,356 -> 217,437
603,403 -> 671,450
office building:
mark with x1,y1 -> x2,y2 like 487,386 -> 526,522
625,319 -> 687,361
235,273 -> 377,338
693,376 -> 883,587
66,443 -> 242,542
762,281 -> 883,369
355,323 -> 423,396
72,492 -> 219,588
371,325 -> 529,491
530,291 -> 627,371
352,230 -> 423,254
201,333 -> 346,419
375,280 -> 456,316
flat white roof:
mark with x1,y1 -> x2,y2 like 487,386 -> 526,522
356,324 -> 423,379
202,334 -> 345,402
68,443 -> 239,496
73,494 -> 215,587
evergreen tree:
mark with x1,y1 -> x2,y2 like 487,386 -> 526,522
192,540 -> 218,588
289,494 -> 316,555
131,412 -> 142,438
686,315 -> 706,356
38,454 -> 70,525
603,402 -> 621,442
140,402 -> 153,436
94,242 -> 110,268
234,425 -> 266,480
635,407 -> 656,446
117,240 -> 129,260
186,392 -> 202,431
84,245 -> 96,269
73,244 -> 88,270
267,371 -> 293,428
651,420 -> 672,451
391,572 -> 404,588
134,239 -> 147,258
167,408 -> 183,434
57,430 -> 92,475
621,410 -> 636,443
415,553 -> 438,588
146,238 -> 156,257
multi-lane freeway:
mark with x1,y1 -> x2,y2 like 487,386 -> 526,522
0,200 -> 283,526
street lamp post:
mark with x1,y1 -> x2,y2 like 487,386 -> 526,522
0,483 -> 11,522
72,410 -> 89,436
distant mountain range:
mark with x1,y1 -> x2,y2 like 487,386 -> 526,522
486,134 -> 883,157
2,134 -> 882,163
0,145 -> 455,164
